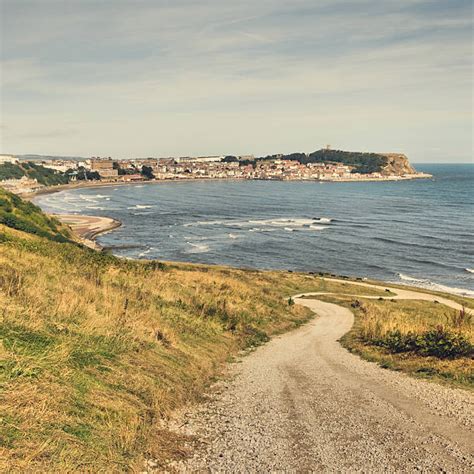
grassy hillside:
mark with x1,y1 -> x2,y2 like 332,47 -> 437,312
0,190 -> 472,470
0,190 -> 332,471
317,294 -> 473,387
0,161 -> 69,186
0,187 -> 71,242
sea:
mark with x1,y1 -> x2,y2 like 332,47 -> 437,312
34,164 -> 474,297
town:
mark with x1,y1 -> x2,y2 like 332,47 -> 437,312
0,151 -> 430,195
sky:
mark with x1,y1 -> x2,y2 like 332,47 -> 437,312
0,0 -> 472,162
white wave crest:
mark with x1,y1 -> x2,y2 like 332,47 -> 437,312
397,273 -> 474,297
398,273 -> 426,283
127,204 -> 153,210
186,242 -> 210,253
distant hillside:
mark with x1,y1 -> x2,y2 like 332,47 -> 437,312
16,154 -> 87,162
260,149 -> 417,175
0,188 -> 71,242
0,161 -> 69,186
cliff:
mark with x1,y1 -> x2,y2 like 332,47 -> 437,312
379,153 -> 417,176
261,149 -> 418,175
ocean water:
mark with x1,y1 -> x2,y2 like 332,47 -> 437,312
34,164 -> 474,296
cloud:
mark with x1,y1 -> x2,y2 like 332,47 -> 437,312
0,0 -> 472,161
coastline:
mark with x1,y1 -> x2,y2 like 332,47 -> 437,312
54,213 -> 122,250
22,172 -> 433,200
29,171 -> 473,299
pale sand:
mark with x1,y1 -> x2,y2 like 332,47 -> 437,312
54,214 -> 121,249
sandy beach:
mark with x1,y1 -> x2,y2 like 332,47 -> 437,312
54,214 -> 121,249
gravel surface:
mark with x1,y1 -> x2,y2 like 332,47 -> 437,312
166,286 -> 474,472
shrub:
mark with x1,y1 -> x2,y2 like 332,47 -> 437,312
417,327 -> 473,358
379,327 -> 473,359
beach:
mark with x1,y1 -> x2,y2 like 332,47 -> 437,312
54,213 -> 121,249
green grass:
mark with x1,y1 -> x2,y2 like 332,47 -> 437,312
0,161 -> 69,186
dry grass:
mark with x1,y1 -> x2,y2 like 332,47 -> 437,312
332,296 -> 474,388
0,224 -> 342,471
1,189 -> 473,470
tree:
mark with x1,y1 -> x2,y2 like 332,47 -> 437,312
141,165 -> 155,180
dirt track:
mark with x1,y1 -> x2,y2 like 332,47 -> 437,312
169,284 -> 474,472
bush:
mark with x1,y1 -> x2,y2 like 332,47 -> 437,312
417,328 -> 473,358
379,327 -> 473,359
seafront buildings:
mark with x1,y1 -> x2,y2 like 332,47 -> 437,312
0,154 -> 429,194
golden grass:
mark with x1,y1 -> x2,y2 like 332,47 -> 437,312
322,295 -> 474,388
2,214 -> 473,470
0,224 -> 346,471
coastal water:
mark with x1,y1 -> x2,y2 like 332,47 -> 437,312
35,164 -> 474,296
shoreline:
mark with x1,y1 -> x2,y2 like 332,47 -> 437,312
22,172 -> 433,200
58,208 -> 474,299
54,213 -> 122,250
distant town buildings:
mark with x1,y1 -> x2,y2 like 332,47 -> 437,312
0,153 -> 423,195
0,176 -> 43,193
0,155 -> 19,164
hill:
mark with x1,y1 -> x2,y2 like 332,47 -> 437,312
0,189 -> 325,471
0,190 -> 471,471
0,161 -> 69,186
260,149 -> 417,175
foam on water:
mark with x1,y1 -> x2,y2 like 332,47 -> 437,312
186,242 -> 210,253
397,273 -> 474,297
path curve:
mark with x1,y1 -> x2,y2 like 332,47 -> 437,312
169,282 -> 474,472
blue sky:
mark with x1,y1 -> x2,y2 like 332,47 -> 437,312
1,0 -> 472,162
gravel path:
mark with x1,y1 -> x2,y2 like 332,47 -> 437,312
168,284 -> 474,472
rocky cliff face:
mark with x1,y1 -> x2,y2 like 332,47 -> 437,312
380,153 -> 417,175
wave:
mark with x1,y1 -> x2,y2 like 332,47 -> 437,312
138,248 -> 154,258
183,220 -> 223,227
398,273 -> 426,283
397,273 -> 474,297
127,204 -> 153,210
228,233 -> 238,239
186,242 -> 210,254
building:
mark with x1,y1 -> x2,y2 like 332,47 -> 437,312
0,176 -> 43,193
0,155 -> 19,164
97,169 -> 119,179
90,158 -> 115,170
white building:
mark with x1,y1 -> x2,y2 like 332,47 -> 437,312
0,155 -> 19,164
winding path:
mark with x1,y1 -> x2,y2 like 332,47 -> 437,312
170,282 -> 474,472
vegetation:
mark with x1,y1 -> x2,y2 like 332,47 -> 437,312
328,296 -> 474,387
0,162 -> 69,186
74,167 -> 101,181
0,191 -> 471,470
0,191 -> 337,471
0,188 -> 71,242
259,149 -> 389,173
141,165 -> 155,180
